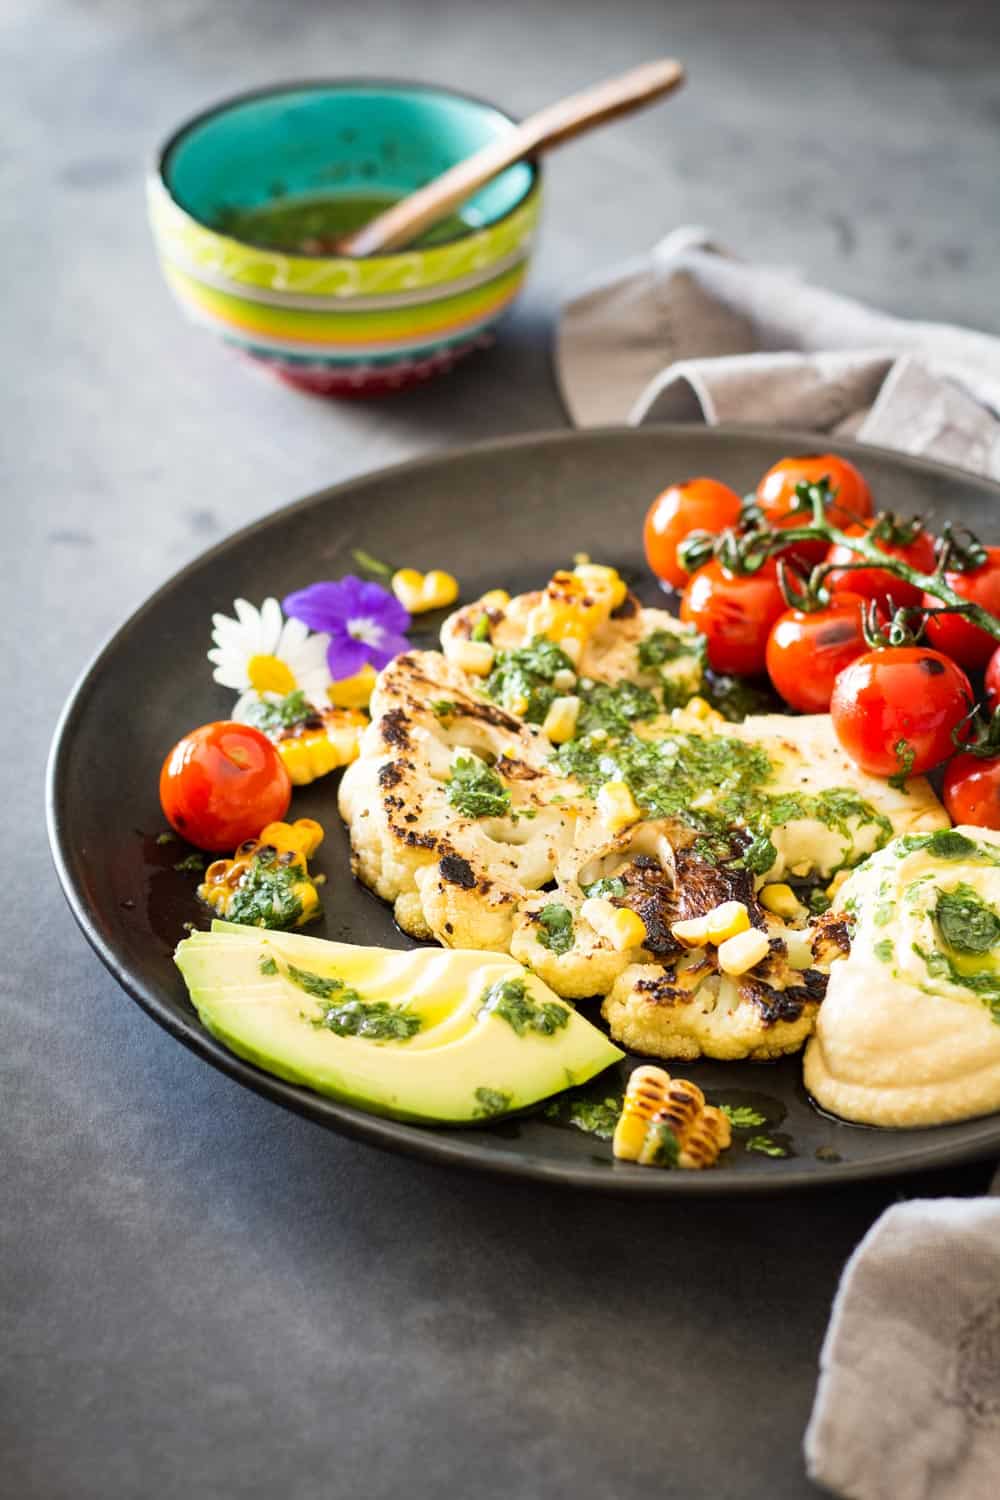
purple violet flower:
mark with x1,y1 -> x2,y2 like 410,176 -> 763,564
283,576 -> 411,680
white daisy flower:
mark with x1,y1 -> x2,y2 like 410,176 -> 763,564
207,597 -> 332,701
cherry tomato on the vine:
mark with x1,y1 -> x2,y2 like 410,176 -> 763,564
160,721 -> 292,852
829,648 -> 973,780
824,521 -> 936,610
756,454 -> 874,568
643,477 -> 743,590
943,753 -> 1000,830
923,546 -> 1000,670
985,646 -> 1000,714
680,557 -> 786,676
765,593 -> 868,714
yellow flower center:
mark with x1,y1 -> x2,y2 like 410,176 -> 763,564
248,654 -> 296,694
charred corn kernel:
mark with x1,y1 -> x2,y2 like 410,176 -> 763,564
613,1065 -> 731,1169
391,568 -> 460,613
446,638 -> 495,675
581,897 -> 646,951
572,562 -> 627,610
717,926 -> 770,976
704,900 -> 751,944
198,819 -> 324,927
596,780 -> 641,833
684,695 -> 723,724
827,868 -> 851,901
671,913 -> 709,946
759,883 -> 804,921
542,695 -> 580,744
480,588 -> 509,609
328,665 -> 376,709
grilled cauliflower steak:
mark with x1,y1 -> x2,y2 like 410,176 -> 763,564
339,564 -> 950,1062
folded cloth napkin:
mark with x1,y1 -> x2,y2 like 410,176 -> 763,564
555,227 -> 1000,479
559,233 -> 1000,1498
804,1177 -> 1000,1500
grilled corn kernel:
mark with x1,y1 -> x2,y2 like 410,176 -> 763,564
572,562 -> 627,611
613,1065 -> 731,1170
671,914 -> 709,947
274,710 -> 365,786
542,695 -> 580,745
480,588 -> 510,609
596,780 -> 641,833
552,667 -> 577,692
717,926 -> 770,976
704,900 -> 751,944
826,868 -> 851,901
328,665 -> 376,709
759,883 -> 805,921
446,639 -> 495,675
581,897 -> 646,951
557,635 -> 583,666
258,818 -> 324,860
391,567 -> 460,614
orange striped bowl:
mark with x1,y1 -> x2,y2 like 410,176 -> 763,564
148,81 -> 542,396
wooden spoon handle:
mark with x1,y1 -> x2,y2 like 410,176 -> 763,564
341,58 -> 685,258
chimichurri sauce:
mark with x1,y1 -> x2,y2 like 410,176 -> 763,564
212,192 -> 473,254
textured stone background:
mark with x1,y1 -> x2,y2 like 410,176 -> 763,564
7,2 -> 1000,1496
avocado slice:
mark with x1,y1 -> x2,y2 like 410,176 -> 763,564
175,921 -> 622,1124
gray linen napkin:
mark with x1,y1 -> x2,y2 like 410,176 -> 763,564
558,232 -> 1000,1498
555,227 -> 1000,478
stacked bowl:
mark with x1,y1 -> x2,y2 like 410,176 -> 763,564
148,80 -> 542,396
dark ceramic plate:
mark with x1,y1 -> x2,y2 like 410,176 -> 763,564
47,425 -> 1000,1193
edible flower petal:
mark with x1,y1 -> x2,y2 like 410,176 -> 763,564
283,577 -> 410,680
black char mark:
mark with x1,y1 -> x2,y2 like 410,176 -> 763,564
380,708 -> 411,749
439,854 -> 476,889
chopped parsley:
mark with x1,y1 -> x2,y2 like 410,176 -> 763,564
544,1093 -> 622,1139
898,829 -> 982,861
430,699 -> 457,719
156,830 -> 177,845
473,1086 -> 512,1118
913,942 -> 1000,1023
745,1135 -> 788,1158
646,1122 -> 680,1167
873,938 -> 894,963
575,678 -> 660,737
290,965 -> 422,1040
637,629 -> 702,670
484,635 -> 575,723
174,852 -> 206,873
720,1104 -> 768,1130
738,831 -> 778,876
242,688 -> 316,736
259,955 -> 278,976
582,876 -> 627,900
478,977 -> 570,1037
471,613 -> 492,643
536,903 -> 575,955
934,885 -> 1000,954
351,547 -> 393,579
226,851 -> 306,929
446,754 -> 511,818
889,737 -> 915,792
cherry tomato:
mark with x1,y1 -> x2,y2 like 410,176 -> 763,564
756,453 -> 874,568
824,521 -> 936,609
924,546 -> 1000,669
765,593 -> 868,714
643,477 -> 743,590
943,753 -> 1000,830
160,721 -> 292,852
985,646 -> 1000,714
680,558 -> 786,676
830,648 -> 973,779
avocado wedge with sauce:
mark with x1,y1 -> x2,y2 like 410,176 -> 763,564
175,921 -> 622,1124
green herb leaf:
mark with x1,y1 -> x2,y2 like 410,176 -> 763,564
478,977 -> 570,1037
536,903 -> 575,955
934,884 -> 1000,954
351,548 -> 393,579
745,1135 -> 787,1158
888,737 -> 915,792
720,1104 -> 768,1130
473,1086 -> 513,1118
582,877 -> 627,900
446,754 -> 511,819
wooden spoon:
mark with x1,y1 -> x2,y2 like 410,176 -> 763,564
339,58 -> 685,258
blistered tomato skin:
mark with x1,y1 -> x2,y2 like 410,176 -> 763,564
825,523 -> 936,609
944,755 -> 1000,830
765,593 -> 867,714
924,547 -> 1000,670
680,558 -> 786,677
160,721 -> 293,852
643,478 -> 743,591
829,648 -> 973,779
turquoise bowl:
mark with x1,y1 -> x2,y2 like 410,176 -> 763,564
148,80 -> 542,396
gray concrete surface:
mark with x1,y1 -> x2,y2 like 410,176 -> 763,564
7,1 -> 1000,1496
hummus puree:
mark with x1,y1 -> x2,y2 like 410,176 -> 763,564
804,826 -> 1000,1127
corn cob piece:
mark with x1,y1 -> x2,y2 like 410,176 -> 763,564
199,819 -> 325,930
613,1064 -> 732,1170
